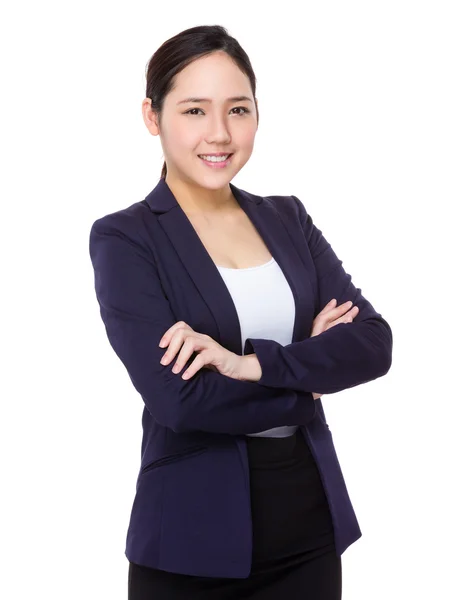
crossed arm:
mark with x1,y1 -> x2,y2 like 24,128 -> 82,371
89,195 -> 392,434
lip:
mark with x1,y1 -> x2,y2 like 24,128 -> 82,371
198,152 -> 234,156
198,153 -> 234,169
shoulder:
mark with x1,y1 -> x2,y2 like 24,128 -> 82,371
88,200 -> 158,267
240,183 -> 310,219
89,199 -> 152,246
250,189 -> 312,227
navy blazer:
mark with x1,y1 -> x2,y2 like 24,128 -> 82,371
89,176 -> 393,578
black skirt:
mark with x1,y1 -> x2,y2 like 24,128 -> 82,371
128,428 -> 341,599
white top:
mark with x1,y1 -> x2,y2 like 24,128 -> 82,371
216,256 -> 299,438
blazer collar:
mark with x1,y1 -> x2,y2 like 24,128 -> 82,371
143,177 -> 313,356
144,176 -> 263,213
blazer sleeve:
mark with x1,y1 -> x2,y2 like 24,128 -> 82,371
89,214 -> 316,435
243,194 -> 393,394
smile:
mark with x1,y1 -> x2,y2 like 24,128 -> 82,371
198,153 -> 233,168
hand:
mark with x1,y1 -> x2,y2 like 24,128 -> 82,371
159,321 -> 244,381
310,298 -> 359,400
311,298 -> 359,338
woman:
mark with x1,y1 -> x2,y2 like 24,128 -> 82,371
89,25 -> 393,599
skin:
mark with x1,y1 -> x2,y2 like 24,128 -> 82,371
142,50 -> 263,382
141,50 -> 258,215
141,51 -> 359,389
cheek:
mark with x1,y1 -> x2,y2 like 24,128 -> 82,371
237,127 -> 256,154
165,120 -> 200,153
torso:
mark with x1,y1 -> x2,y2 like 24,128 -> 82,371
185,208 -> 273,270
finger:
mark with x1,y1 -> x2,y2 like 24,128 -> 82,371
327,310 -> 357,329
160,328 -> 189,365
181,352 -> 208,380
314,300 -> 353,329
159,323 -> 182,348
329,300 -> 354,317
171,335 -> 207,374
321,299 -> 353,318
343,308 -> 359,323
159,321 -> 189,348
320,298 -> 337,315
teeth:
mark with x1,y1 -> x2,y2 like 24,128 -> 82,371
199,154 -> 230,162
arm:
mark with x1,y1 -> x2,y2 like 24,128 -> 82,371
239,353 -> 262,382
89,215 -> 316,435
243,194 -> 393,394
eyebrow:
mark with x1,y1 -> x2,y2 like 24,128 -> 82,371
176,96 -> 253,105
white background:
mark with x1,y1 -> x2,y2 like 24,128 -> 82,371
2,1 -> 464,598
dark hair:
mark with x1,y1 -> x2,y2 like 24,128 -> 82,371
145,25 -> 259,179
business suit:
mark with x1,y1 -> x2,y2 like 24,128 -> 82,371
89,176 -> 393,580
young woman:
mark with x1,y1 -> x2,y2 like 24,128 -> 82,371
89,24 -> 393,600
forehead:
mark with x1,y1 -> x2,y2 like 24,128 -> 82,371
170,52 -> 251,97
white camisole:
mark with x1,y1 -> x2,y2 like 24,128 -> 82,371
215,256 -> 299,438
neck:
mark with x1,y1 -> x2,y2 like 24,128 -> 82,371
165,173 -> 238,216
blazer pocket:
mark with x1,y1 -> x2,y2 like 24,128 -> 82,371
140,445 -> 208,474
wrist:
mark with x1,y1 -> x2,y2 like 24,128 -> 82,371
240,353 -> 262,382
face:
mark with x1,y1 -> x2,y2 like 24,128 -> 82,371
142,51 -> 258,191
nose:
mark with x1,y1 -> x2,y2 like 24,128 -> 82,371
205,113 -> 232,145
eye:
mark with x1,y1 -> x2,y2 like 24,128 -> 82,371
184,108 -> 205,116
231,106 -> 250,116
183,106 -> 251,116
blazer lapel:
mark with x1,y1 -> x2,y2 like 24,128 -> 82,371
144,177 -> 314,356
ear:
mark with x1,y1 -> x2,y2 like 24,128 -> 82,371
142,98 -> 160,136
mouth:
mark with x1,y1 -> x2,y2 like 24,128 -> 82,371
197,153 -> 234,168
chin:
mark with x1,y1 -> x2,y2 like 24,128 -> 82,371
195,169 -> 239,189
196,178 -> 231,191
